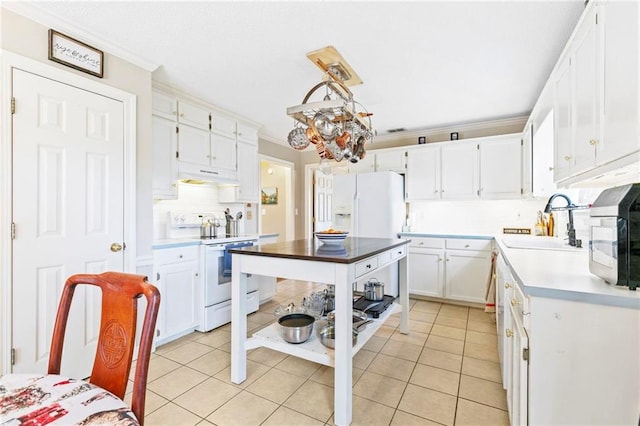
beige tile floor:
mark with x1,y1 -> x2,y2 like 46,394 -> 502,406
126,280 -> 509,426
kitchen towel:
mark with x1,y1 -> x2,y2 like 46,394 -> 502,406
485,251 -> 497,313
223,241 -> 254,277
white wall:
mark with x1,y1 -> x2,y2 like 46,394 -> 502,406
408,188 -> 602,243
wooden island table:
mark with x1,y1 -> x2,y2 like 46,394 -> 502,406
230,237 -> 410,425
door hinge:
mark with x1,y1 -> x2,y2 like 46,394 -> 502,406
11,97 -> 16,114
176,151 -> 179,159
122,242 -> 126,251
156,329 -> 160,337
477,144 -> 480,150
523,347 -> 529,362
176,126 -> 179,134
521,188 -> 524,195
11,222 -> 16,240
11,348 -> 15,365
156,272 -> 160,281
521,139 -> 524,146
595,13 -> 598,25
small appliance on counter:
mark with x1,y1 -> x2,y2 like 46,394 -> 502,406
589,183 -> 640,290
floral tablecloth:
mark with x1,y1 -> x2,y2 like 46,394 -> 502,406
0,374 -> 138,425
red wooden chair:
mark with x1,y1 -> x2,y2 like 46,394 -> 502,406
48,272 -> 160,425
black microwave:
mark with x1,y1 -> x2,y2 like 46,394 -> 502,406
589,183 -> 640,290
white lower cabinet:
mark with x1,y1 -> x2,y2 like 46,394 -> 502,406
153,245 -> 200,346
408,237 -> 492,304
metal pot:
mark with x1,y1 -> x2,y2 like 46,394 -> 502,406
364,278 -> 385,301
278,313 -> 315,344
318,324 -> 358,349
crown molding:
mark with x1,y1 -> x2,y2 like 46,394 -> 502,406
373,115 -> 528,143
2,3 -> 158,72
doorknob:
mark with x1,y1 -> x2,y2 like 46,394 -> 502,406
110,243 -> 123,252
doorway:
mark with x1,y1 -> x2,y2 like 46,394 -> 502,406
259,156 -> 294,242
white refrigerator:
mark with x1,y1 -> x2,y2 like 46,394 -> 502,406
332,171 -> 405,297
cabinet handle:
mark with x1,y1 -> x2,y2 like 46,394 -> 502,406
564,155 -> 571,161
366,264 -> 372,269
437,257 -> 442,262
589,139 -> 598,146
434,190 -> 439,193
505,329 -> 514,338
419,242 -> 424,246
172,111 -> 177,116
505,282 -> 511,289
195,272 -> 199,277
464,244 -> 470,248
446,258 -> 450,262
511,298 -> 519,306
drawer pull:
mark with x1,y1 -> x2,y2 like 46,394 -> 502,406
179,254 -> 183,259
366,264 -> 372,269
506,329 -> 514,338
505,282 -> 511,289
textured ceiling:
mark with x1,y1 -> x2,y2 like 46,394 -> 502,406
8,1 -> 585,144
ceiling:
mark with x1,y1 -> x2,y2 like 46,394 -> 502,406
8,1 -> 585,144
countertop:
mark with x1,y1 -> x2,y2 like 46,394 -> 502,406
400,232 -> 640,309
229,237 -> 409,264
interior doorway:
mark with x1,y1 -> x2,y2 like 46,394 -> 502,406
259,156 -> 294,242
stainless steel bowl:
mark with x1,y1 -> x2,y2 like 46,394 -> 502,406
278,313 -> 315,344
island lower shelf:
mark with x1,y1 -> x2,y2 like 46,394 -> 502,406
246,303 -> 402,367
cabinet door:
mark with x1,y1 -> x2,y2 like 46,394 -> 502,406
348,155 -> 375,173
554,55 -> 573,181
507,301 -> 529,426
572,5 -> 600,175
236,122 -> 258,144
441,142 -> 478,199
178,100 -> 210,130
444,250 -> 491,303
212,113 -> 237,139
236,139 -> 259,201
408,249 -> 444,297
152,115 -> 178,199
521,125 -> 532,197
406,146 -> 440,200
178,124 -> 210,167
157,260 -> 199,341
375,149 -> 406,173
152,91 -> 178,120
599,1 -> 640,165
479,137 -> 522,199
211,132 -> 237,172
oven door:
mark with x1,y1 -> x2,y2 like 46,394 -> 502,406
204,241 -> 258,306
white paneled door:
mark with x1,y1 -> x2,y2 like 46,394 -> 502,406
11,69 -> 125,378
313,170 -> 333,232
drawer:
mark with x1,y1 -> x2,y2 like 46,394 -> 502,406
390,245 -> 406,260
378,250 -> 392,265
355,256 -> 378,278
445,238 -> 492,251
154,245 -> 199,264
408,237 -> 445,249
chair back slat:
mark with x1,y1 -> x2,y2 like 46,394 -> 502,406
48,272 -> 160,425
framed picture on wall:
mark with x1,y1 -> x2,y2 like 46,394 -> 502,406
261,187 -> 278,205
48,29 -> 104,78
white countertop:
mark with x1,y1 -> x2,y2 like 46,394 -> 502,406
495,237 -> 640,309
152,235 -> 259,249
399,232 -> 640,309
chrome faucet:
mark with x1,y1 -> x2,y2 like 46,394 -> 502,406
543,193 -> 589,246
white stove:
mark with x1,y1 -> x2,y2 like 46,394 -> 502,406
167,211 -> 259,331
167,211 -> 257,245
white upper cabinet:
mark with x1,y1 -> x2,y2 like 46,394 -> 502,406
211,113 -> 237,139
599,1 -> 639,165
441,141 -> 478,200
406,146 -> 440,200
236,122 -> 259,143
552,1 -> 639,185
374,149 -> 406,173
152,91 -> 178,120
178,100 -> 210,130
571,4 -> 601,175
152,115 -> 178,199
521,124 -> 533,197
479,135 -> 522,199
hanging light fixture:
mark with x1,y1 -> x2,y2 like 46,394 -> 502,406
286,46 -> 374,163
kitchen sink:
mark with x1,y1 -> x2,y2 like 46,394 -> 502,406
501,236 -> 584,251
